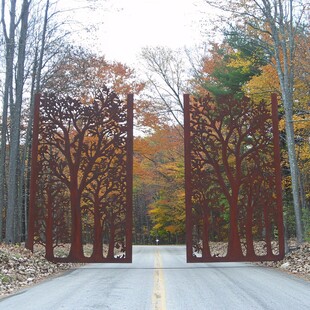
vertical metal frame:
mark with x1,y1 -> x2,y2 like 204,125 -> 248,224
184,94 -> 285,262
26,93 -> 41,252
125,94 -> 134,262
271,93 -> 285,256
26,89 -> 133,263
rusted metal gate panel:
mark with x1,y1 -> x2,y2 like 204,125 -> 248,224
26,88 -> 133,263
184,93 -> 285,262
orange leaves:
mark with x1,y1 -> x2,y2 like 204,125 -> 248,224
202,42 -> 230,75
134,125 -> 185,242
45,49 -> 145,99
134,99 -> 162,131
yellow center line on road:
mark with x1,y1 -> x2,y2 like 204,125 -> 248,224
152,249 -> 167,310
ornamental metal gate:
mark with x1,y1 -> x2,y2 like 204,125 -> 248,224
26,88 -> 133,263
26,88 -> 284,264
184,93 -> 285,262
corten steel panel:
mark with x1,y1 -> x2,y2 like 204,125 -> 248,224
184,94 -> 285,262
26,88 -> 133,263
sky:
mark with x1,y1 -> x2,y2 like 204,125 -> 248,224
57,0 -> 209,66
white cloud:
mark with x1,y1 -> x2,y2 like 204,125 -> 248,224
57,0 -> 206,65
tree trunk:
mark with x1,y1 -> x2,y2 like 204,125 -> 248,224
107,215 -> 116,259
1,0 -> 17,243
270,11 -> 303,242
227,186 -> 243,259
202,199 -> 211,258
283,107 -> 303,243
45,186 -> 53,260
91,197 -> 104,261
68,172 -> 83,260
263,202 -> 272,257
26,0 -> 60,247
202,214 -> 211,258
35,0 -> 49,91
21,49 -> 38,241
6,0 -> 30,243
0,84 -> 9,242
245,204 -> 255,259
23,0 -> 50,241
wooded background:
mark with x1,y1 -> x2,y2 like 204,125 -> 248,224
0,0 -> 309,246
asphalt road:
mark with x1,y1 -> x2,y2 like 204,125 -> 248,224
0,245 -> 309,310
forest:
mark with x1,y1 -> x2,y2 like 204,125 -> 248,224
0,0 -> 309,256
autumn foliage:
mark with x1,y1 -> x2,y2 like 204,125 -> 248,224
133,125 -> 185,244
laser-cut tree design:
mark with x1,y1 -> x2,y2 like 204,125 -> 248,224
27,87 -> 133,262
184,94 -> 284,262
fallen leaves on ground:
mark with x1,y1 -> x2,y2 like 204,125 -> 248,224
257,241 -> 310,281
0,244 -> 78,296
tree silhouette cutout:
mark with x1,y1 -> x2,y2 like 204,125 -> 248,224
185,94 -> 284,262
27,88 -> 133,263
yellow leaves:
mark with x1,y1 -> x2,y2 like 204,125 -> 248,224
279,118 -> 285,131
293,116 -> 310,132
153,223 -> 163,230
294,34 -> 310,103
282,175 -> 291,190
243,62 -> 280,101
278,113 -> 310,133
298,143 -> 310,162
227,53 -> 253,75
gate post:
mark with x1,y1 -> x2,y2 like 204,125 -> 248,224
183,94 -> 193,262
26,93 -> 41,251
271,93 -> 285,258
126,93 -> 134,262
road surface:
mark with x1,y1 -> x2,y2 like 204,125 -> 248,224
0,245 -> 309,309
